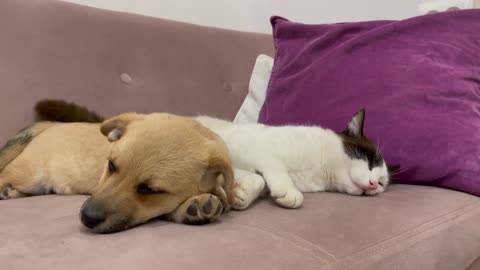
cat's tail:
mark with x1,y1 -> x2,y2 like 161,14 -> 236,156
35,99 -> 105,123
0,122 -> 56,173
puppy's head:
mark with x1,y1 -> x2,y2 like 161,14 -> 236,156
80,113 -> 233,233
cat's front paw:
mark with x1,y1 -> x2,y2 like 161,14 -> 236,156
271,189 -> 304,209
233,173 -> 265,210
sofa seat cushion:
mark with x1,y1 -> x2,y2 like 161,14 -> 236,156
1,184 -> 478,270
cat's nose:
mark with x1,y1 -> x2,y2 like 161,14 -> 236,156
368,180 -> 378,190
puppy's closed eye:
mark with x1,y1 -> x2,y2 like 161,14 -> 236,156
137,183 -> 166,195
108,160 -> 116,174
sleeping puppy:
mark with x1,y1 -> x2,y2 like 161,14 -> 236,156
0,112 -> 234,233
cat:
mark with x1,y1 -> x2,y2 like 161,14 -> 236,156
35,100 -> 397,210
196,109 -> 396,210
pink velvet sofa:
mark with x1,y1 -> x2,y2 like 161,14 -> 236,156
0,1 -> 479,269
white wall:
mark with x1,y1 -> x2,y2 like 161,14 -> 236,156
62,0 -> 421,33
61,0 -> 253,31
251,0 -> 421,33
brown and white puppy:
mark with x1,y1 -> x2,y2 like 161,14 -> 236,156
0,112 -> 234,233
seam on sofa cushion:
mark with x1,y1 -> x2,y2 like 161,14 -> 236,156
323,200 -> 480,269
339,199 -> 479,257
236,223 -> 336,265
466,256 -> 480,270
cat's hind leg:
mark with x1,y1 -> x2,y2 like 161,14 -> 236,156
232,168 -> 266,210
259,165 -> 304,209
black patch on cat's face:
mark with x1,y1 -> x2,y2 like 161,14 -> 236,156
340,109 -> 384,170
341,134 -> 384,169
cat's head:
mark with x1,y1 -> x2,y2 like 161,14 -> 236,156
338,109 -> 398,196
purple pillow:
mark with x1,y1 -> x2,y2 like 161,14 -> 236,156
259,11 -> 480,196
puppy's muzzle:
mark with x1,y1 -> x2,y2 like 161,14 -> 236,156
80,198 -> 107,229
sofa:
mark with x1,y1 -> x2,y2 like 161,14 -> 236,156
0,1 -> 479,269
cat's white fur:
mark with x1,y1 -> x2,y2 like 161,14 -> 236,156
196,115 -> 390,210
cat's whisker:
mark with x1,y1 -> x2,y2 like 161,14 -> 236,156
391,168 -> 404,174
389,168 -> 408,180
390,169 -> 408,176
376,134 -> 385,156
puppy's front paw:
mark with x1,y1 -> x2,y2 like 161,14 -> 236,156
171,194 -> 224,225
183,194 -> 223,225
233,174 -> 265,210
271,189 -> 303,209
0,184 -> 25,200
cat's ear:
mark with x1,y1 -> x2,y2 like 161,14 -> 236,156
343,108 -> 365,137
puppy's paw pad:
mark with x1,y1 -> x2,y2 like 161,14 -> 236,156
274,189 -> 303,209
198,195 -> 223,218
0,184 -> 22,200
202,198 -> 213,215
187,200 -> 199,216
183,195 -> 223,225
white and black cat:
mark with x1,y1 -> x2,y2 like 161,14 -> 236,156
35,101 -> 396,210
197,109 -> 396,209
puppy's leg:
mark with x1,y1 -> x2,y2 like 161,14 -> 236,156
232,168 -> 266,210
0,183 -> 27,200
0,172 -> 35,200
0,166 -> 51,200
259,164 -> 304,209
167,194 -> 224,225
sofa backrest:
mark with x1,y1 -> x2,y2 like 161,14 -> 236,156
0,0 -> 274,142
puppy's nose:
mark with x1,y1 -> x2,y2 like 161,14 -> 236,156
81,204 -> 106,229
368,180 -> 378,190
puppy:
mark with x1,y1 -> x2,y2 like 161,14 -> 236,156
0,112 -> 234,233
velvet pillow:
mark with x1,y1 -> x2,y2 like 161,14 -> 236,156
258,11 -> 480,196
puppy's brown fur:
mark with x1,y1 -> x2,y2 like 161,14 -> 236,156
0,112 -> 234,233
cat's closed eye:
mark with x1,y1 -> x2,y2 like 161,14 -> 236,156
378,177 -> 386,186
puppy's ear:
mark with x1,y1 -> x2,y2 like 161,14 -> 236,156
343,108 -> 366,137
100,113 -> 144,142
199,146 -> 234,211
